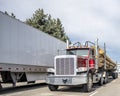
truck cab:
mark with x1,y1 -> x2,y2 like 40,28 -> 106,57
46,44 -> 96,92
67,48 -> 95,70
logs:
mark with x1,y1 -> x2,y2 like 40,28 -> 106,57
98,48 -> 116,70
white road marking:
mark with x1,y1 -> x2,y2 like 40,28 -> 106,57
89,91 -> 98,96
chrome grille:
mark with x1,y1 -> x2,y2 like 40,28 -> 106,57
56,58 -> 74,75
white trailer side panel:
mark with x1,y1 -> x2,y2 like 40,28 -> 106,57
0,11 -> 66,67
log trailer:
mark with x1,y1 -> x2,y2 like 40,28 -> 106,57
46,40 -> 118,92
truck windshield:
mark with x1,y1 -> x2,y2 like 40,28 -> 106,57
66,49 -> 89,56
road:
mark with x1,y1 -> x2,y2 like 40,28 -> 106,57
0,77 -> 120,96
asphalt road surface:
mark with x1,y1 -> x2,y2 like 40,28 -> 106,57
0,76 -> 120,96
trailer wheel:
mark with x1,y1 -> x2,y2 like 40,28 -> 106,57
48,84 -> 58,91
112,73 -> 118,79
112,73 -> 115,79
84,73 -> 93,92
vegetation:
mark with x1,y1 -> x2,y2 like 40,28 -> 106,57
26,9 -> 70,42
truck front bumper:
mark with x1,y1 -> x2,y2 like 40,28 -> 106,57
46,75 -> 87,85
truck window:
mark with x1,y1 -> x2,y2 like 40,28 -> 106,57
66,49 -> 89,56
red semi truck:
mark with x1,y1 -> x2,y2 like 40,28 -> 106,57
46,40 -> 118,92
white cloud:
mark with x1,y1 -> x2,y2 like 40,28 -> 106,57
0,0 -> 120,62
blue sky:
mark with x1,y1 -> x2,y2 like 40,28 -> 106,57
0,0 -> 120,63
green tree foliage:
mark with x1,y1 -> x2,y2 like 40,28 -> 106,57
26,9 -> 70,42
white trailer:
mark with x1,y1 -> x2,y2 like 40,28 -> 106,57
0,11 -> 66,88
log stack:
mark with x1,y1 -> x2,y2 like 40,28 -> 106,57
98,48 -> 116,70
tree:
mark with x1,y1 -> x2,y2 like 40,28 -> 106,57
26,9 -> 47,32
26,8 -> 70,42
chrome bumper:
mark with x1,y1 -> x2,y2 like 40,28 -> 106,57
46,74 -> 87,85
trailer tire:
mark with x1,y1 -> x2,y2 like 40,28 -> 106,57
48,84 -> 58,91
113,73 -> 118,79
84,73 -> 93,92
112,73 -> 116,79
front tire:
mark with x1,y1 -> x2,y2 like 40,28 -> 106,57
48,84 -> 59,91
84,73 -> 93,92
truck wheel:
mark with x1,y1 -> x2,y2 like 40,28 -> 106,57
104,77 -> 108,84
48,84 -> 58,91
99,77 -> 104,86
104,73 -> 108,84
84,73 -> 93,92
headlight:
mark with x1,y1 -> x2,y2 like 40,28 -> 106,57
47,68 -> 55,73
76,67 -> 87,72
